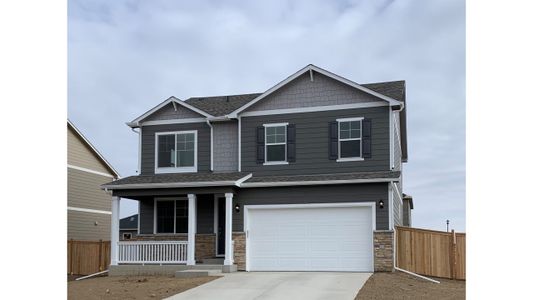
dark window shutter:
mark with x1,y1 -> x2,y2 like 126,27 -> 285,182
256,126 -> 265,164
362,118 -> 372,158
287,124 -> 296,162
329,122 -> 338,160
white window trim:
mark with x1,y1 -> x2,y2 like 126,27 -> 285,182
154,130 -> 198,174
153,197 -> 189,234
337,117 -> 364,161
263,123 -> 288,165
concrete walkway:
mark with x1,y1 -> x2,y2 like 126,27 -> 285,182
166,272 -> 372,300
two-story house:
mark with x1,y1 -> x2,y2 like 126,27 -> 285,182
102,64 -> 411,275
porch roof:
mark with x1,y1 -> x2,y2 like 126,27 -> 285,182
101,172 -> 252,190
240,171 -> 401,187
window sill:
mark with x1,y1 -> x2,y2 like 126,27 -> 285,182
263,161 -> 289,166
155,167 -> 197,174
336,157 -> 364,162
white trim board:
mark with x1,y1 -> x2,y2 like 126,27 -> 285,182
67,206 -> 112,215
238,102 -> 387,117
228,64 -> 403,117
139,118 -> 207,127
102,173 -> 253,190
68,164 -> 116,178
240,177 -> 397,188
67,120 -> 120,178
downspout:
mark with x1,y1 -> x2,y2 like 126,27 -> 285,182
237,115 -> 241,172
206,119 -> 213,171
131,127 -> 141,174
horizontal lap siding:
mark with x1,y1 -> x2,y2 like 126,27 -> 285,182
68,210 -> 111,240
234,183 -> 389,231
68,126 -> 114,174
241,107 -> 390,176
141,123 -> 211,175
68,168 -> 113,211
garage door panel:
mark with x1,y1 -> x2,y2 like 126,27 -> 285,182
247,205 -> 374,272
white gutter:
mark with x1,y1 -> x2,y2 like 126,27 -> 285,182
240,177 -> 398,188
102,181 -> 240,190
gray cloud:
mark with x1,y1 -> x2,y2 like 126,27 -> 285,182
69,0 -> 465,231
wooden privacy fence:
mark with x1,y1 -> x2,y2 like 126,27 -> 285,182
68,240 -> 110,275
396,226 -> 466,280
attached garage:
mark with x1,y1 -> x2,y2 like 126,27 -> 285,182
244,203 -> 375,272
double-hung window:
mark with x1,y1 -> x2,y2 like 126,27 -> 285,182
155,131 -> 197,173
264,123 -> 288,164
338,118 -> 363,161
155,199 -> 188,234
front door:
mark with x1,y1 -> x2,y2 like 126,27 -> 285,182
217,197 -> 225,256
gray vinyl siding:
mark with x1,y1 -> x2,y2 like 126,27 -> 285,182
212,121 -> 238,172
68,168 -> 113,212
138,195 -> 214,234
68,210 -> 111,240
393,111 -> 402,171
241,106 -> 390,176
144,103 -> 204,121
245,72 -> 383,112
402,199 -> 411,227
233,183 -> 390,231
393,182 -> 402,226
140,123 -> 211,175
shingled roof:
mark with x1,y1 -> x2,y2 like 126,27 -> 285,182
183,80 -> 405,117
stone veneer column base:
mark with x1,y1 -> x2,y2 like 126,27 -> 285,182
233,232 -> 246,270
374,230 -> 394,272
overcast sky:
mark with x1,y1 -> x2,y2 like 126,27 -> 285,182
68,0 -> 465,231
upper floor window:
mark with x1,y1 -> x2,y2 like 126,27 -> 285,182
155,131 -> 197,173
338,118 -> 363,161
265,123 -> 288,164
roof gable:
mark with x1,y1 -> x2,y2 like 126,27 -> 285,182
127,97 -> 212,127
144,102 -> 205,122
228,64 -> 404,117
67,120 -> 120,177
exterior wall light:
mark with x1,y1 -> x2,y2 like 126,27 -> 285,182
379,200 -> 384,209
235,203 -> 240,213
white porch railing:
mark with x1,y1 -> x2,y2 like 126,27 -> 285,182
118,241 -> 188,264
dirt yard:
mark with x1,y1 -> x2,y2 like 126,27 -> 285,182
356,272 -> 465,300
68,275 -> 218,300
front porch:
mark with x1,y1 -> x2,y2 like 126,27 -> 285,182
110,192 -> 238,273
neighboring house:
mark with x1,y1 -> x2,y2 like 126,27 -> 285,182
120,214 -> 138,240
102,64 -> 412,273
68,120 -> 119,240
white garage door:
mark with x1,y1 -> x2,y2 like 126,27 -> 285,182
246,204 -> 374,272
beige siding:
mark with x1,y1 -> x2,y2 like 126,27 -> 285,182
68,168 -> 113,211
68,210 -> 111,241
67,126 -> 114,175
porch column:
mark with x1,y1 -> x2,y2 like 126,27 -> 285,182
110,196 -> 120,266
224,193 -> 234,266
187,194 -> 197,265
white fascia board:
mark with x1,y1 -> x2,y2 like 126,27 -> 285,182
138,118 -> 207,126
128,96 -> 213,127
240,177 -> 398,188
228,64 -> 402,117
102,181 -> 239,190
67,120 -> 120,178
239,102 -> 387,117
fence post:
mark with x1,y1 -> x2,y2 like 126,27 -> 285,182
98,239 -> 103,271
450,230 -> 457,280
69,239 -> 73,275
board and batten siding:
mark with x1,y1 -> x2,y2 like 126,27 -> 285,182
140,123 -> 211,175
234,183 -> 390,231
212,121 -> 238,172
138,195 -> 214,234
241,106 -> 390,176
68,126 -> 114,174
